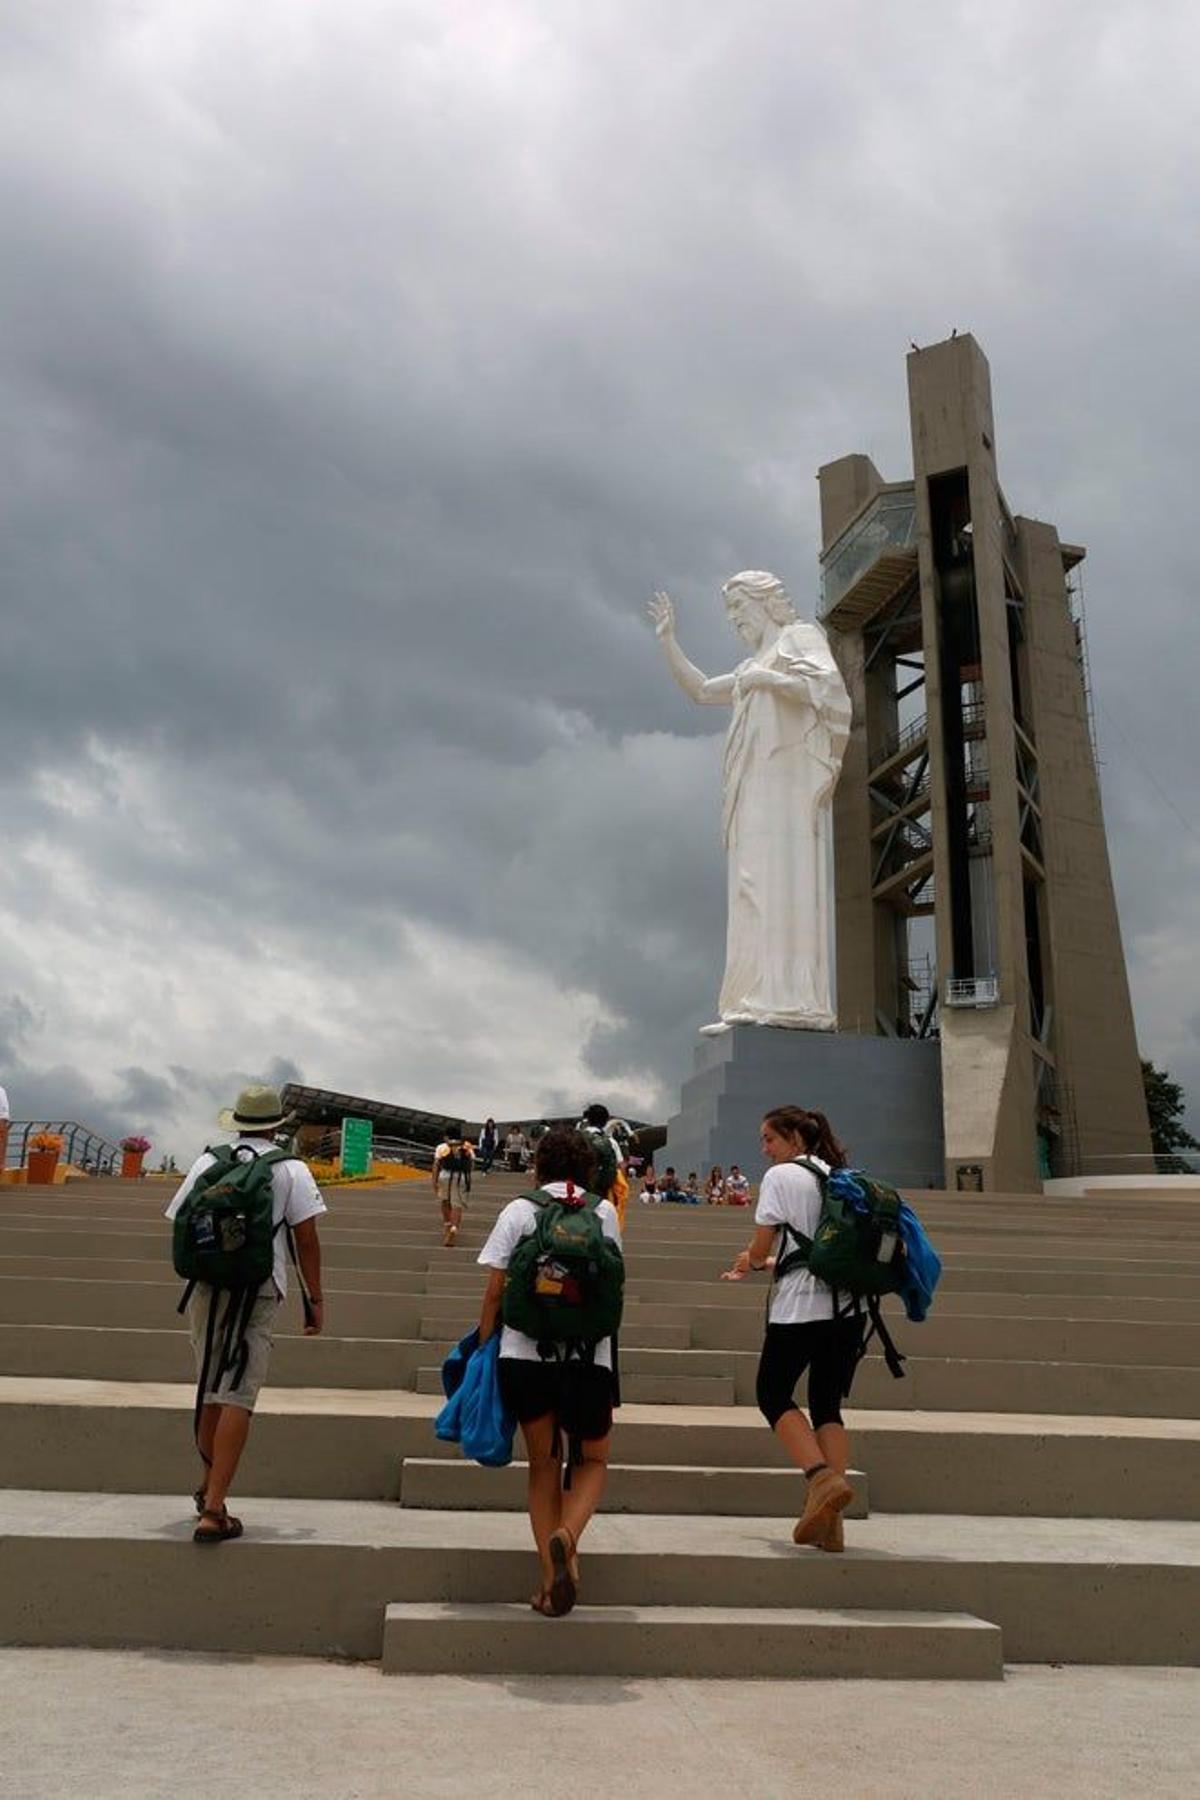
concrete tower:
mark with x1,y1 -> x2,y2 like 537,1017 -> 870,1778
819,334 -> 1151,1191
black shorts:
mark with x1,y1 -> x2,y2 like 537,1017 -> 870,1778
755,1315 -> 864,1430
499,1358 -> 615,1442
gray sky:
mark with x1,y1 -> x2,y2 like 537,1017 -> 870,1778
3,0 -> 1199,1161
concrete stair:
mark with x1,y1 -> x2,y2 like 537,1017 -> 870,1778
4,1173 -> 1200,1676
396,1455 -> 871,1516
1,1492 -> 1196,1666
380,1602 -> 1004,1678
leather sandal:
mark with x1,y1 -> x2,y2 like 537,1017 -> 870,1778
193,1506 -> 243,1545
547,1527 -> 578,1616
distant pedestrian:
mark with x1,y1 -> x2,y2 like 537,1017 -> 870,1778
475,1127 -> 623,1616
166,1084 -> 325,1544
478,1118 -> 499,1175
722,1105 -> 859,1552
504,1126 -> 529,1172
434,1128 -> 474,1246
577,1102 -> 629,1230
706,1165 -> 726,1205
640,1172 -> 660,1204
0,1081 -> 9,1176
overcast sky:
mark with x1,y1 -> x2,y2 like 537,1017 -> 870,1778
3,0 -> 1199,1162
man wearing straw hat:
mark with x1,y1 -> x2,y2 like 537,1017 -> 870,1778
166,1083 -> 327,1543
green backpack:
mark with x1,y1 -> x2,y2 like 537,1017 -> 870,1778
172,1144 -> 288,1292
773,1158 -> 907,1380
502,1188 -> 625,1350
581,1127 -> 619,1199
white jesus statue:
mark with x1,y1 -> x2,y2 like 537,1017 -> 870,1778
649,570 -> 851,1032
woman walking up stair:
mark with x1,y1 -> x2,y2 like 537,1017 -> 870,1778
722,1104 -> 860,1551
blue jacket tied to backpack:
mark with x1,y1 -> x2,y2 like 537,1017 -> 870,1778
897,1202 -> 941,1322
435,1329 -> 516,1468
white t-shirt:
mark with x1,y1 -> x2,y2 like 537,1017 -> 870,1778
166,1137 -> 327,1297
755,1157 -> 834,1325
478,1184 -> 622,1369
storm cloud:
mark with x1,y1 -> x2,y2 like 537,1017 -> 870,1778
3,0 -> 1199,1159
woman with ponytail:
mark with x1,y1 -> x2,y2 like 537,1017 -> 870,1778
722,1104 -> 860,1551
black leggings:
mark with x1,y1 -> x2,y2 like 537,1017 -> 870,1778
755,1315 -> 864,1430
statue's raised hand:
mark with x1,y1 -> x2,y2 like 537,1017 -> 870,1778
648,590 -> 676,641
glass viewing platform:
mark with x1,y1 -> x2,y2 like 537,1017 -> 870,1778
820,485 -> 918,628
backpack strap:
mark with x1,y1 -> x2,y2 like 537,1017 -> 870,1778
772,1156 -> 829,1281
861,1294 -> 906,1381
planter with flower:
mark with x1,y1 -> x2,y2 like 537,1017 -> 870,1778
27,1131 -> 64,1185
120,1135 -> 152,1179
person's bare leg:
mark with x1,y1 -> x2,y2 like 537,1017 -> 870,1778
199,1405 -> 252,1518
815,1422 -> 849,1474
774,1407 -> 823,1472
559,1434 -> 610,1550
520,1414 -> 562,1596
196,1401 -> 221,1494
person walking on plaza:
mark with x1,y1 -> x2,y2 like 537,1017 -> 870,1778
478,1117 -> 499,1174
504,1124 -> 529,1172
433,1127 -> 474,1246
166,1084 -> 325,1544
577,1102 -> 629,1230
475,1127 -> 622,1616
722,1105 -> 859,1552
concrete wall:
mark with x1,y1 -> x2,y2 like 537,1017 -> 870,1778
663,1025 -> 944,1189
1017,517 -> 1152,1171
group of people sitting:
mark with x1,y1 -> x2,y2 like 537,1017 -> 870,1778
640,1162 -> 751,1205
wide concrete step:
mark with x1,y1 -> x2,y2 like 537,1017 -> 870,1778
685,1305 -> 1200,1368
425,1266 -> 1200,1316
3,1380 -> 1199,1515
0,1255 -> 437,1296
0,1228 -> 435,1274
398,1457 -> 870,1516
380,1601 -> 1003,1678
8,1274 -> 1200,1373
6,1318 -> 1198,1415
621,1249 -> 1200,1285
0,1323 -> 431,1388
1,1493 -> 1196,1664
416,1311 -> 692,1350
412,1366 -> 736,1405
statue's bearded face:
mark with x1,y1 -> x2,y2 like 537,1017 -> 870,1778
724,588 -> 768,648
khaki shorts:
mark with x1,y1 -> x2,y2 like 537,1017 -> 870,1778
187,1285 -> 280,1412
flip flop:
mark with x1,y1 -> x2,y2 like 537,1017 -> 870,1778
193,1507 -> 243,1545
547,1527 -> 578,1617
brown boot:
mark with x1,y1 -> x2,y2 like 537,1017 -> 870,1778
793,1466 -> 853,1546
819,1510 -> 845,1553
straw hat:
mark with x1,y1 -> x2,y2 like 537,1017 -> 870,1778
217,1083 -> 295,1135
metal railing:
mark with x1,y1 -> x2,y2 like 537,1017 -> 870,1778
3,1121 -> 124,1175
308,1129 -> 436,1171
944,976 -> 1000,1008
819,488 -> 918,618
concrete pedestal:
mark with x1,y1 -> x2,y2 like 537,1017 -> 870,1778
663,1026 -> 944,1189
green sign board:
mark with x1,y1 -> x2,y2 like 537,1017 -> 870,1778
340,1116 -> 373,1177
